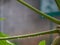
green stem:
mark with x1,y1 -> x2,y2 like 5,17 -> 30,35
17,0 -> 60,24
55,0 -> 60,10
0,30 -> 59,40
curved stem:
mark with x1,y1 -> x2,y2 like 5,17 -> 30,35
0,30 -> 59,40
17,0 -> 60,24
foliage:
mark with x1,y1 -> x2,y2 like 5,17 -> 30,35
0,18 -> 6,21
39,40 -> 46,45
0,0 -> 60,45
0,32 -> 15,45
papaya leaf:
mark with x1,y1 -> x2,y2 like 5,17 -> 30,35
38,40 -> 46,45
0,32 -> 15,45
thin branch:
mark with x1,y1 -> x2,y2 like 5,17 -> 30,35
55,0 -> 60,10
0,30 -> 59,40
17,0 -> 60,24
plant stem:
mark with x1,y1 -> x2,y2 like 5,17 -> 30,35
17,0 -> 60,24
0,30 -> 59,40
55,0 -> 60,10
56,25 -> 60,35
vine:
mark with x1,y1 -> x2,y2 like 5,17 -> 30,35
0,0 -> 60,45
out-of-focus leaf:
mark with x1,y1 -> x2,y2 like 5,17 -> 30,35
38,40 -> 46,45
0,18 -> 6,21
0,32 -> 15,45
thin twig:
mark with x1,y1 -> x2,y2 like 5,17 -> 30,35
17,0 -> 60,24
55,0 -> 60,10
0,30 -> 59,40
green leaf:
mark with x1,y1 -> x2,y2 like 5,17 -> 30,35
0,32 -> 15,45
38,40 -> 46,45
0,18 -> 6,21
